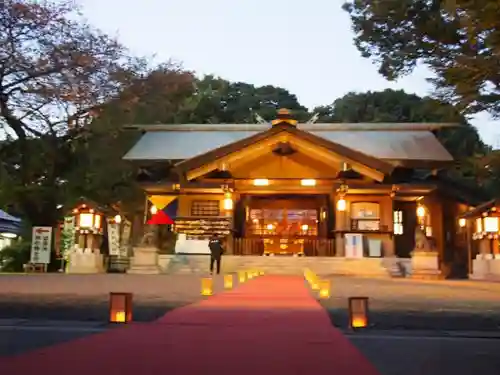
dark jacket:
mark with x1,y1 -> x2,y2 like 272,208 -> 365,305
208,238 -> 224,258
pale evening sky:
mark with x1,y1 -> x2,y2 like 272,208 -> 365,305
77,0 -> 499,146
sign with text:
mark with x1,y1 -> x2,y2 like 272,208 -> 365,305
30,226 -> 53,264
106,219 -> 120,256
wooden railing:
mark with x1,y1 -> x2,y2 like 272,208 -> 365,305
232,238 -> 264,255
231,237 -> 335,256
303,238 -> 336,256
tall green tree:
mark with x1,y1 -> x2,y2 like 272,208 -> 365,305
180,76 -> 311,123
343,0 -> 500,116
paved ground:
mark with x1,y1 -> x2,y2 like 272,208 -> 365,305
1,274 -> 500,330
348,333 -> 500,375
319,276 -> 500,331
1,314 -> 500,374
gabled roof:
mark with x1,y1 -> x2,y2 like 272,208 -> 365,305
123,124 -> 454,165
175,123 -> 394,176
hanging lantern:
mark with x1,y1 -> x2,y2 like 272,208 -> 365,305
458,218 -> 466,228
238,271 -> 246,283
336,198 -> 347,211
348,297 -> 369,329
114,214 -> 122,224
109,292 -> 133,323
150,205 -> 158,215
416,205 -> 426,218
223,192 -> 233,211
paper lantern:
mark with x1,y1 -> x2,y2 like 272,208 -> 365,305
336,198 -> 346,211
109,292 -> 132,323
319,281 -> 330,299
348,297 -> 369,329
247,270 -> 254,279
201,278 -> 213,296
224,274 -> 233,289
238,271 -> 246,283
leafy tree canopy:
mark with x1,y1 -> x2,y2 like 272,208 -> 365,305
342,0 -> 500,117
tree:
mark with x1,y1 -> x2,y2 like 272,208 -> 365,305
314,89 -> 488,159
342,0 -> 500,116
180,76 -> 311,123
68,65 -> 196,217
0,0 -> 140,225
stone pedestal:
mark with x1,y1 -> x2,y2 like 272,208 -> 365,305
470,254 -> 500,281
127,246 -> 160,274
66,248 -> 104,274
411,251 -> 441,279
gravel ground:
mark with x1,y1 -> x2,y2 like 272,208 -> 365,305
1,274 -> 500,330
319,276 -> 500,331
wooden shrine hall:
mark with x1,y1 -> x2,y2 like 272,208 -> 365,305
123,109 -> 483,277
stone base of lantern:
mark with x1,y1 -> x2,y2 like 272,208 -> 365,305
66,249 -> 104,274
411,251 -> 442,280
470,255 -> 500,281
127,246 -> 161,274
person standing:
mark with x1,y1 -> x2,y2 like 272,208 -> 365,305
208,233 -> 224,275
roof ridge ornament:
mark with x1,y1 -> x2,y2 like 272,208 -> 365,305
271,108 -> 298,126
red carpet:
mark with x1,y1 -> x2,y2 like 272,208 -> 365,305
0,276 -> 380,375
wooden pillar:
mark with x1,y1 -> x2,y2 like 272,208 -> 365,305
334,194 -> 347,257
466,220 -> 473,275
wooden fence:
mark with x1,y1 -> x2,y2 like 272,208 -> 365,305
231,238 -> 335,256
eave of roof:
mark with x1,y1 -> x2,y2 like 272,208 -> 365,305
175,123 -> 394,175
124,122 -> 459,132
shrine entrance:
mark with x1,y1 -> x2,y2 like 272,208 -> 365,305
237,194 -> 331,256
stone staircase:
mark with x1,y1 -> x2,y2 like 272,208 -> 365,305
158,254 -> 401,277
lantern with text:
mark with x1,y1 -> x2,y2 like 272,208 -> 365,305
109,292 -> 133,323
224,274 -> 233,289
319,280 -> 330,299
348,297 -> 369,329
201,278 -> 213,296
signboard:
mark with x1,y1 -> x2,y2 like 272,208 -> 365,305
107,218 -> 120,256
30,226 -> 53,264
120,220 -> 131,257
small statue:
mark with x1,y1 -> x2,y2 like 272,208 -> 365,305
139,225 -> 159,247
413,226 -> 433,253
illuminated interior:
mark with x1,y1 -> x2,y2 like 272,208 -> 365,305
249,208 -> 318,236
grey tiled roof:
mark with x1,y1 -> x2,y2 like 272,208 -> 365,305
123,125 -> 453,162
0,209 -> 21,222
